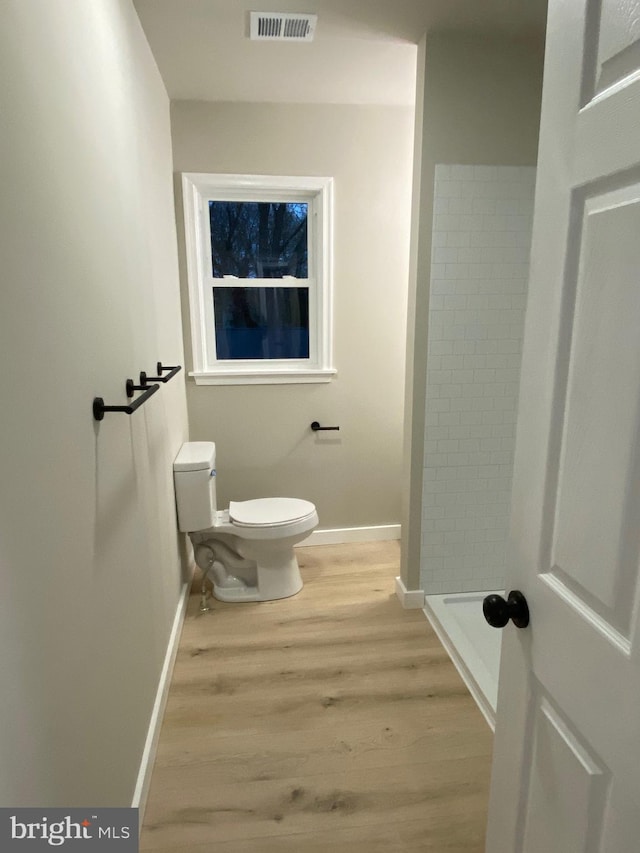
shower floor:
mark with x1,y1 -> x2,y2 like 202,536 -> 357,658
423,591 -> 502,729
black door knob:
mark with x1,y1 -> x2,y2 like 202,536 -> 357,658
483,590 -> 529,629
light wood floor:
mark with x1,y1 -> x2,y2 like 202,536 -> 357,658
140,541 -> 493,852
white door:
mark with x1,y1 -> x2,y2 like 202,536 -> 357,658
485,0 -> 640,850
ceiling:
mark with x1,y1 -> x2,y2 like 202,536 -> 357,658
133,0 -> 547,106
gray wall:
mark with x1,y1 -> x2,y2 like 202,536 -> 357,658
0,0 -> 188,805
401,33 -> 545,589
171,101 -> 415,530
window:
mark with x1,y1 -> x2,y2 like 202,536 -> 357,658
182,173 -> 335,384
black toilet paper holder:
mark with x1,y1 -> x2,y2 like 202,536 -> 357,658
311,421 -> 340,431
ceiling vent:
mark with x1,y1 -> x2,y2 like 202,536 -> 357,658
249,12 -> 317,42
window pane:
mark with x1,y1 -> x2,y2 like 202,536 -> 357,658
213,287 -> 309,360
209,201 -> 308,278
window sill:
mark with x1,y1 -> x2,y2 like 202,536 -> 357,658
190,368 -> 337,386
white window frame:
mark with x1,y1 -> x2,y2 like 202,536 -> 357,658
181,173 -> 335,385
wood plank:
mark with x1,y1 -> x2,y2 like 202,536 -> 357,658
140,813 -> 486,853
140,541 -> 492,852
141,760 -> 488,848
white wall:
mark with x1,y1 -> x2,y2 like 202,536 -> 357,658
401,33 -> 544,591
421,165 -> 535,593
171,101 -> 414,531
0,0 -> 188,805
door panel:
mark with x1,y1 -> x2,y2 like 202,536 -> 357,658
592,0 -> 640,97
521,692 -> 609,853
550,189 -> 640,629
485,0 -> 640,849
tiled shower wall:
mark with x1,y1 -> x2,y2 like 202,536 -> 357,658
420,165 -> 536,594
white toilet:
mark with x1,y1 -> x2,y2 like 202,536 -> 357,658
173,441 -> 318,602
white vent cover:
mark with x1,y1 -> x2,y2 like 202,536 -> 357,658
250,12 -> 317,42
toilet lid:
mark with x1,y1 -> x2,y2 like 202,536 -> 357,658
229,498 -> 316,528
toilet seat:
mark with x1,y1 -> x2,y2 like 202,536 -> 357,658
229,498 -> 316,528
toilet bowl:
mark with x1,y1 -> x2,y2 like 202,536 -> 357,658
173,442 -> 318,602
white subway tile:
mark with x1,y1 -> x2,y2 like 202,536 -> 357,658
454,369 -> 474,385
434,247 -> 459,264
454,310 -> 478,326
426,383 -> 441,398
463,354 -> 486,370
492,423 -> 515,438
424,531 -> 445,545
436,492 -> 459,507
428,369 -> 452,384
439,180 -> 462,198
497,340 -> 522,352
430,340 -> 454,355
445,263 -> 470,280
473,368 -> 496,383
439,412 -> 462,426
434,214 -> 460,231
471,397 -> 494,411
440,384 -> 462,399
444,530 -> 467,544
466,295 -> 490,310
440,355 -> 464,370
449,325 -> 468,340
448,197 -> 474,215
448,424 -> 471,439
426,425 -> 450,440
450,397 -> 473,412
434,198 -> 450,215
430,279 -> 449,296
425,453 -> 449,466
423,506 -> 446,520
484,382 -> 507,397
462,383 -> 482,399
423,478 -> 447,494
443,294 -> 467,310
421,164 -> 533,593
465,324 -> 488,341
447,231 -> 471,248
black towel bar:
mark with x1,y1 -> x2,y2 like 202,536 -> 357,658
140,362 -> 182,386
93,382 -> 159,421
126,378 -> 147,398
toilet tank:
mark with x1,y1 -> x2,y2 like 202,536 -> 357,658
173,442 -> 217,532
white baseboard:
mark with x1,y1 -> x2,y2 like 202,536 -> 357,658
394,575 -> 425,609
131,578 -> 191,821
301,524 -> 401,547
